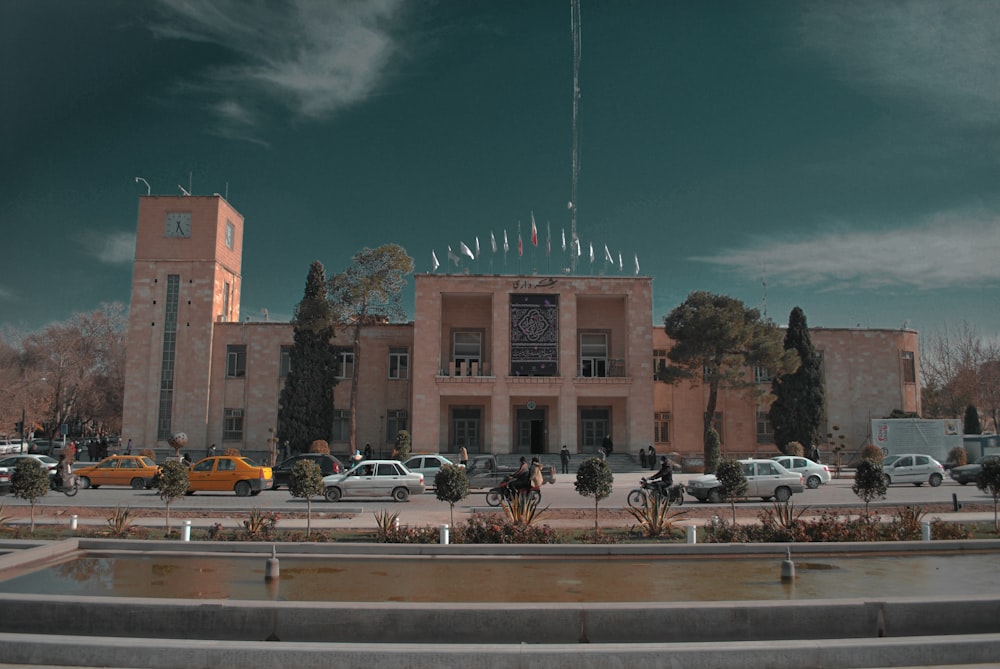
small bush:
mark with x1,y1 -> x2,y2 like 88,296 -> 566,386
947,446 -> 968,468
139,449 -> 156,460
309,440 -> 330,454
457,513 -> 561,544
243,508 -> 279,540
624,493 -> 688,538
106,506 -> 136,538
859,444 -> 883,463
786,441 -> 804,456
222,447 -> 241,457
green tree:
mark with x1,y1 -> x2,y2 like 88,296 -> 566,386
574,457 -> 614,530
328,244 -> 414,452
964,404 -> 982,435
705,427 -> 721,475
12,459 -> 50,534
715,458 -> 748,524
434,464 -> 470,527
288,460 -> 325,537
393,430 -> 412,461
278,261 -> 338,452
976,459 -> 1000,531
769,307 -> 823,454
662,291 -> 798,466
154,460 -> 189,533
852,459 -> 887,517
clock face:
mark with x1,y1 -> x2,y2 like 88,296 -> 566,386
165,212 -> 192,238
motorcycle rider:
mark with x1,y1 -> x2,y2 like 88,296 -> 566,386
528,457 -> 543,491
648,456 -> 674,498
508,456 -> 529,492
55,453 -> 72,490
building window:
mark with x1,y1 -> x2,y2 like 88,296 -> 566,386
331,410 -> 349,442
225,220 -> 234,249
223,408 -> 244,441
453,332 -> 481,376
756,411 -> 774,444
653,349 -> 668,380
580,408 -> 610,449
388,348 -> 409,379
336,349 -> 354,379
387,410 -> 408,440
902,351 -> 916,383
654,411 -> 670,444
279,346 -> 292,377
754,366 -> 771,384
226,345 -> 246,378
222,282 -> 230,322
156,274 -> 180,440
451,408 -> 481,449
580,333 -> 608,377
704,411 -> 724,444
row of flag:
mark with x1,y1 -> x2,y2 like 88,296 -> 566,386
431,213 -> 640,275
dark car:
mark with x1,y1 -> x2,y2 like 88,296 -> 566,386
271,453 -> 343,490
949,454 -> 1000,485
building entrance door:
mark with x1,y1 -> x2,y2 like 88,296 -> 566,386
515,407 -> 546,455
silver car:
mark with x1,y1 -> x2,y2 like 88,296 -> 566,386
402,454 -> 456,482
771,455 -> 832,489
882,454 -> 945,487
322,460 -> 425,502
686,458 -> 804,503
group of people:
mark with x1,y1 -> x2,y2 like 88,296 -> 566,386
506,456 -> 544,492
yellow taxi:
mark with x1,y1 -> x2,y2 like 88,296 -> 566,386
186,456 -> 273,497
75,455 -> 160,490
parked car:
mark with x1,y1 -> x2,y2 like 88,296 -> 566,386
949,454 -> 1000,485
771,455 -> 832,489
0,439 -> 26,455
0,454 -> 58,479
271,453 -> 343,489
186,456 -> 273,497
322,460 -> 425,502
0,469 -> 10,495
74,455 -> 160,490
686,459 -> 804,503
881,454 -> 945,487
402,454 -> 457,482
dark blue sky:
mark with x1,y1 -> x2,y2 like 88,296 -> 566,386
3,1 -> 999,337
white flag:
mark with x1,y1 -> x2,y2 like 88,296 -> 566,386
618,252 -> 623,270
561,228 -> 566,252
575,238 -> 581,256
431,250 -> 440,272
604,244 -> 614,264
589,242 -> 594,263
503,230 -> 509,253
490,231 -> 497,253
634,253 -> 640,275
475,237 -> 480,257
447,245 -> 460,266
460,241 -> 475,260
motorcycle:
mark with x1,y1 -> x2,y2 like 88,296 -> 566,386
486,477 -> 541,507
627,477 -> 684,508
51,473 -> 80,497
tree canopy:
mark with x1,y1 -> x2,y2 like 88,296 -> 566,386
769,307 -> 823,453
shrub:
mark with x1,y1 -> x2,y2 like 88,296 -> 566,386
501,493 -> 546,526
704,428 -> 721,474
624,493 -> 688,538
393,430 -> 411,461
222,447 -> 241,457
243,508 -> 279,540
457,513 -> 561,544
309,440 -> 330,454
434,464 -> 470,527
140,448 -> 156,460
947,446 -> 968,468
786,441 -> 804,457
12,459 -> 49,534
288,460 -> 324,537
715,458 -> 748,523
154,460 -> 190,533
574,457 -> 613,530
853,458 -> 888,516
106,506 -> 136,538
859,444 -> 883,463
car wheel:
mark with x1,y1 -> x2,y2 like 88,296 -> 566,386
324,487 -> 342,502
130,478 -> 145,490
707,489 -> 722,504
806,475 -> 821,489
774,487 -> 792,502
392,487 -> 410,503
884,475 -> 892,485
79,476 -> 92,490
234,481 -> 252,497
929,473 -> 943,487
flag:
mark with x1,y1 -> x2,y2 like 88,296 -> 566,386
475,237 -> 480,258
618,252 -> 623,270
530,212 -> 538,246
431,250 -> 440,272
503,230 -> 509,253
491,231 -> 497,254
634,252 -> 640,275
561,228 -> 566,252
604,244 -> 614,264
460,241 -> 475,260
575,238 -> 581,256
518,223 -> 523,256
589,242 -> 594,263
447,245 -> 460,266
546,221 -> 551,256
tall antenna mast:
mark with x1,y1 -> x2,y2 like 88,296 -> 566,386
761,261 -> 768,321
569,0 -> 582,273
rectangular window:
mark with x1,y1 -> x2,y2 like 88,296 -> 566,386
580,408 -> 610,449
653,349 -> 668,380
222,281 -> 231,322
580,333 -> 608,377
387,409 -> 408,440
451,408 -> 481,449
331,410 -> 349,442
756,411 -> 774,444
223,408 -> 244,441
388,348 -> 409,379
902,351 -> 916,383
279,346 -> 292,377
453,332 -> 482,376
754,366 -> 771,384
225,220 -> 235,249
654,411 -> 670,444
156,275 -> 180,440
704,411 -> 724,444
226,345 -> 246,378
336,349 -> 355,379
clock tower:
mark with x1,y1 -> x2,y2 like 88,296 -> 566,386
122,195 -> 244,449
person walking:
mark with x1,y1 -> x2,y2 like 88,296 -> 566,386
364,443 -> 373,461
559,445 -> 571,474
639,447 -> 647,469
459,446 -> 468,467
126,438 -> 133,455
602,434 -> 613,456
648,445 -> 656,471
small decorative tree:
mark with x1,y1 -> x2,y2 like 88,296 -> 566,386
309,439 -> 330,454
12,459 -> 50,535
785,441 -> 804,457
393,430 -> 412,462
976,459 -> 1000,532
154,460 -> 190,534
947,446 -> 968,468
574,457 -> 614,531
827,425 -> 847,477
859,444 -> 883,463
715,458 -> 748,524
434,464 -> 470,527
852,458 -> 887,518
704,428 -> 721,475
288,460 -> 325,537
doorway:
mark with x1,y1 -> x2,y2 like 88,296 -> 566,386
515,407 -> 546,455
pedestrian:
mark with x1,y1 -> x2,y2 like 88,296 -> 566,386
99,436 -> 109,459
648,445 -> 656,471
126,438 -> 133,455
602,434 -> 613,456
597,446 -> 606,461
364,443 -> 373,461
208,443 -> 217,458
639,447 -> 647,469
459,446 -> 468,467
811,445 -> 821,463
559,445 -> 571,474
182,453 -> 193,468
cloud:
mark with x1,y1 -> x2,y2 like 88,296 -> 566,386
798,1 -> 1000,125
0,286 -> 16,302
80,231 -> 136,265
692,209 -> 1000,291
153,0 -> 407,133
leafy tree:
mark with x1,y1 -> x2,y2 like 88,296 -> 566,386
662,291 -> 798,465
976,459 -> 1000,531
328,244 -> 414,452
154,460 -> 189,533
705,427 -> 721,475
12,459 -> 49,534
852,458 -> 887,517
715,458 -> 748,524
278,261 -> 338,453
964,404 -> 982,435
393,430 -> 412,461
769,307 -> 823,453
574,457 -> 614,530
288,460 -> 325,537
434,464 -> 470,527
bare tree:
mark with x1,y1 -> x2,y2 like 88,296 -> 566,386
921,322 -> 1000,431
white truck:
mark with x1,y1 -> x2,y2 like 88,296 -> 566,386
870,418 -> 963,463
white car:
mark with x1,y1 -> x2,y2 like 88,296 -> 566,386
881,454 -> 945,487
401,454 -> 457,482
322,460 -> 425,502
771,455 -> 832,489
0,454 -> 58,478
0,440 -> 26,455
686,459 -> 804,503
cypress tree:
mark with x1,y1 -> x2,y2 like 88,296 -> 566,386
964,405 -> 982,435
277,261 -> 338,453
769,307 -> 825,454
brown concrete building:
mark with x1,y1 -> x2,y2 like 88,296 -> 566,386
122,196 -> 920,460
